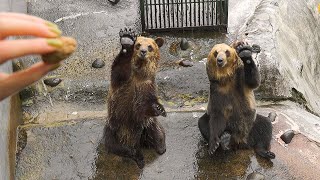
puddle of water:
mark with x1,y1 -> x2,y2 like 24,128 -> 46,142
93,143 -> 158,180
92,136 -> 274,180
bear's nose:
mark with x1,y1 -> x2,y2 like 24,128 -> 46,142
140,49 -> 147,57
217,57 -> 224,65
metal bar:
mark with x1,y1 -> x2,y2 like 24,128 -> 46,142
193,0 -> 196,27
154,0 -> 158,28
206,1 -> 209,25
176,0 -> 179,28
167,0 -> 170,28
140,0 -> 146,31
185,0 -> 187,27
211,0 -> 214,25
224,0 -> 228,25
158,0 -> 161,28
150,0 -> 153,28
202,0 -> 205,26
215,0 -> 219,26
219,0 -> 223,24
181,0 -> 183,28
189,0 -> 192,26
163,0 -> 166,28
198,0 -> 200,26
172,1 -> 175,28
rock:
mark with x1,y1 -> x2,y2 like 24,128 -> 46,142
247,172 -> 265,180
44,78 -> 62,87
108,0 -> 120,5
268,112 -> 277,122
180,38 -> 189,50
280,130 -> 295,144
92,59 -> 105,68
178,59 -> 193,67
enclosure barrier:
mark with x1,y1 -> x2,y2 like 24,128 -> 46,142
140,0 -> 228,32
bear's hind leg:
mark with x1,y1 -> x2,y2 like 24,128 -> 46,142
249,114 -> 275,159
198,113 -> 210,142
105,126 -> 135,158
105,126 -> 145,168
141,120 -> 166,155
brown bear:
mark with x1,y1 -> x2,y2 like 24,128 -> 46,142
198,41 -> 275,159
104,32 -> 166,169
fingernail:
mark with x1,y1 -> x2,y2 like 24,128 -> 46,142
45,21 -> 62,36
46,39 -> 63,48
45,21 -> 58,28
49,27 -> 62,36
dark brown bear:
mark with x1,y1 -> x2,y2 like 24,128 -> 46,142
105,33 -> 166,169
198,41 -> 275,159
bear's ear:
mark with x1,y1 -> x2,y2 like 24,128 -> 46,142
155,37 -> 164,48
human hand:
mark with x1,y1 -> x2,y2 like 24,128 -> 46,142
0,12 -> 64,101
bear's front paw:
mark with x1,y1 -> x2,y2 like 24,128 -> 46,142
235,42 -> 254,64
152,103 -> 167,117
119,28 -> 137,53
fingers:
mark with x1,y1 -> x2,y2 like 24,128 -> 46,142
0,61 -> 60,101
0,38 -> 62,64
0,12 -> 46,23
0,14 -> 61,39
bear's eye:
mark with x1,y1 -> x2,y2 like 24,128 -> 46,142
213,51 -> 218,58
225,50 -> 230,57
148,45 -> 154,52
136,43 -> 141,50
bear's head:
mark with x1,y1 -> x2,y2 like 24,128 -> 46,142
132,36 -> 164,79
207,43 -> 242,81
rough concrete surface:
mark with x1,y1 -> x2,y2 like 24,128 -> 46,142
15,109 -> 320,180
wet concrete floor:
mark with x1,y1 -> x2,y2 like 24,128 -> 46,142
15,109 -> 320,180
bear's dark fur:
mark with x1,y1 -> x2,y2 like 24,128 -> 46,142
198,42 -> 275,159
105,30 -> 166,169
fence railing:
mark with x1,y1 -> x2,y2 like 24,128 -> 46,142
140,0 -> 228,32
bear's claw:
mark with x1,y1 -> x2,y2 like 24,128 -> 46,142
119,27 -> 137,47
220,132 -> 231,151
152,103 -> 167,117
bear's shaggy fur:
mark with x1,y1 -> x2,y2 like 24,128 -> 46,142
105,31 -> 166,168
198,42 -> 275,159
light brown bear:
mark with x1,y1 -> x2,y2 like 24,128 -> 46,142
104,33 -> 166,169
198,42 -> 275,159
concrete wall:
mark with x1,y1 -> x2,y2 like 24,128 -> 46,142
0,1 -> 26,179
233,0 -> 320,115
0,62 -> 13,180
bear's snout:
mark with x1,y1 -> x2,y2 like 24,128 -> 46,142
140,49 -> 147,59
217,57 -> 225,67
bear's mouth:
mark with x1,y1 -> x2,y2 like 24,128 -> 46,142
217,61 -> 226,68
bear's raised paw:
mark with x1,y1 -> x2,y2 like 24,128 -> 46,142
119,28 -> 137,53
